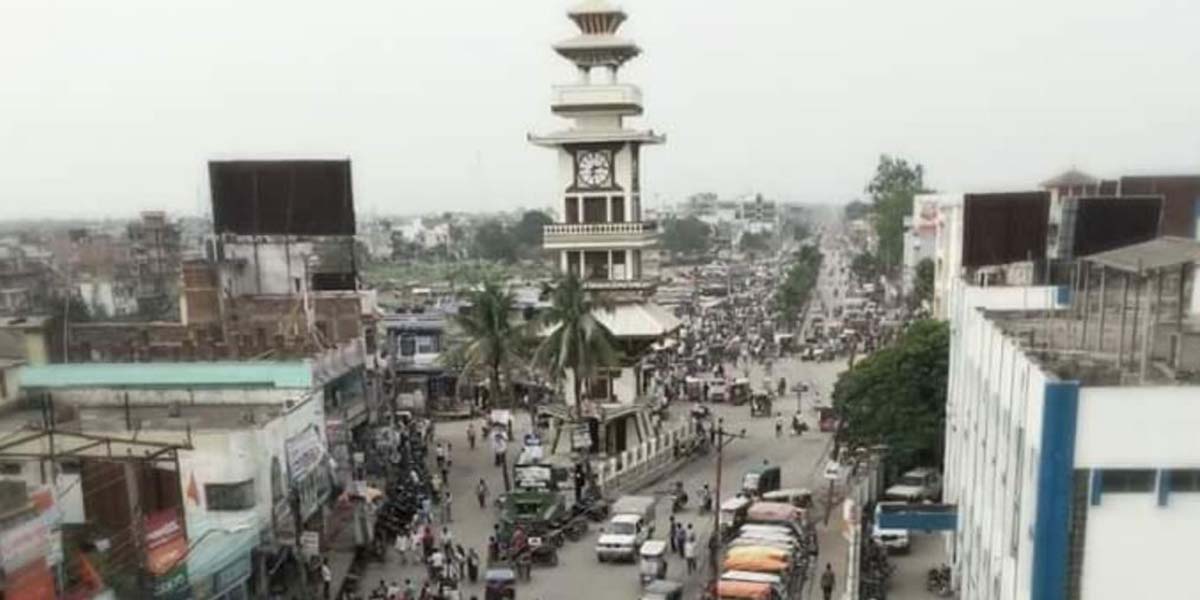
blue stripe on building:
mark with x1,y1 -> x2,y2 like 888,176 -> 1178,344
1032,380 -> 1080,600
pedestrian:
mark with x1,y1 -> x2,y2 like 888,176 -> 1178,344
673,522 -> 687,557
394,526 -> 411,564
467,548 -> 480,583
442,489 -> 453,523
821,563 -> 836,600
320,558 -> 332,600
684,534 -> 697,574
774,414 -> 783,437
668,516 -> 678,553
477,478 -> 489,509
442,526 -> 455,554
430,547 -> 445,581
467,422 -> 477,449
405,579 -> 416,600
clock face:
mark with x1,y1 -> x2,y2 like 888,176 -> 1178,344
576,150 -> 612,188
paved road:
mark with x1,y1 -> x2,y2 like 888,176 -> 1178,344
358,240 -> 857,599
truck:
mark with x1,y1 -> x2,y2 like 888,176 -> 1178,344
596,495 -> 657,562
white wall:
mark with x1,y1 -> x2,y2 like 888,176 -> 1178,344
1080,491 -> 1200,600
222,238 -> 317,296
50,387 -> 297,407
944,281 -> 1059,600
1076,386 -> 1200,467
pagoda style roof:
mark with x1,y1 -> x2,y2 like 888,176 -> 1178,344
568,0 -> 627,34
553,34 -> 641,67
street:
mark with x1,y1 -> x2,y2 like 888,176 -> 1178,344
359,243 -> 857,600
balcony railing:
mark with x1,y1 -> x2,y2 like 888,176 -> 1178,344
544,222 -> 657,237
551,84 -> 643,112
582,279 -> 655,291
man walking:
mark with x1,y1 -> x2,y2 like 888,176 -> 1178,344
476,478 -> 489,509
319,558 -> 332,600
684,531 -> 697,574
821,563 -> 836,600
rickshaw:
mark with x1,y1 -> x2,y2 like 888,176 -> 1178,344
719,496 -> 751,539
484,568 -> 516,600
729,378 -> 751,405
742,465 -> 781,497
721,554 -> 790,576
816,407 -> 839,433
761,488 -> 813,511
721,571 -> 787,600
641,579 -> 684,600
748,392 -> 772,417
725,545 -> 791,564
638,540 -> 668,585
708,377 -> 729,403
746,502 -> 803,528
685,376 -> 704,402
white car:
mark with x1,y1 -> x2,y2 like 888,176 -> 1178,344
596,514 -> 647,562
885,468 -> 942,502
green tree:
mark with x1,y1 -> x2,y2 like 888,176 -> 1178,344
661,216 -> 713,256
912,258 -> 935,309
533,273 -> 620,409
843,200 -> 871,221
512,210 -> 553,251
866,155 -> 929,270
850,252 -> 881,284
775,245 -> 823,326
472,220 -> 517,263
832,319 -> 949,472
445,280 -> 526,406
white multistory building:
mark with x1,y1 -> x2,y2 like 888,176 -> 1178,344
531,0 -> 679,406
942,234 -> 1200,600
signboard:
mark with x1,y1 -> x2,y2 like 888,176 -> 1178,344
149,563 -> 192,600
513,464 -> 553,490
300,530 -> 320,559
286,427 -> 326,480
571,425 -> 592,452
144,509 -> 188,576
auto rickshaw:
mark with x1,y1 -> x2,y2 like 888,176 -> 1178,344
685,376 -> 704,402
742,465 -> 781,497
714,579 -> 777,600
719,496 -> 751,539
748,392 -> 772,417
816,407 -> 839,432
484,568 -> 516,600
641,579 -> 684,600
638,540 -> 668,585
729,378 -> 751,405
761,488 -> 813,511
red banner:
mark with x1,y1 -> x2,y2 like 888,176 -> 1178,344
145,509 -> 188,576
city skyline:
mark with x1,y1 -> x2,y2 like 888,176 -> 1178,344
3,0 -> 1199,220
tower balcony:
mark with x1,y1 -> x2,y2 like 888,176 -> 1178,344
552,84 -> 643,116
543,221 -> 658,250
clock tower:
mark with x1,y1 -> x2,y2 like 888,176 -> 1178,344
530,0 -> 679,407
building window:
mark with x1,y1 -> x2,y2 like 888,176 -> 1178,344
583,197 -> 607,224
205,480 -> 256,511
610,197 -> 625,223
399,335 -> 416,357
1099,469 -> 1155,493
1168,469 -> 1200,492
0,462 -> 22,475
565,197 -> 579,224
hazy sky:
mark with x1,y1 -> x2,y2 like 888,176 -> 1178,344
3,0 -> 1199,220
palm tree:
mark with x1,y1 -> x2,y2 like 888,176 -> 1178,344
447,280 -> 526,407
534,273 -> 621,411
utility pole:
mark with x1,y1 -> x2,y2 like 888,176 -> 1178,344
709,423 -> 746,591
